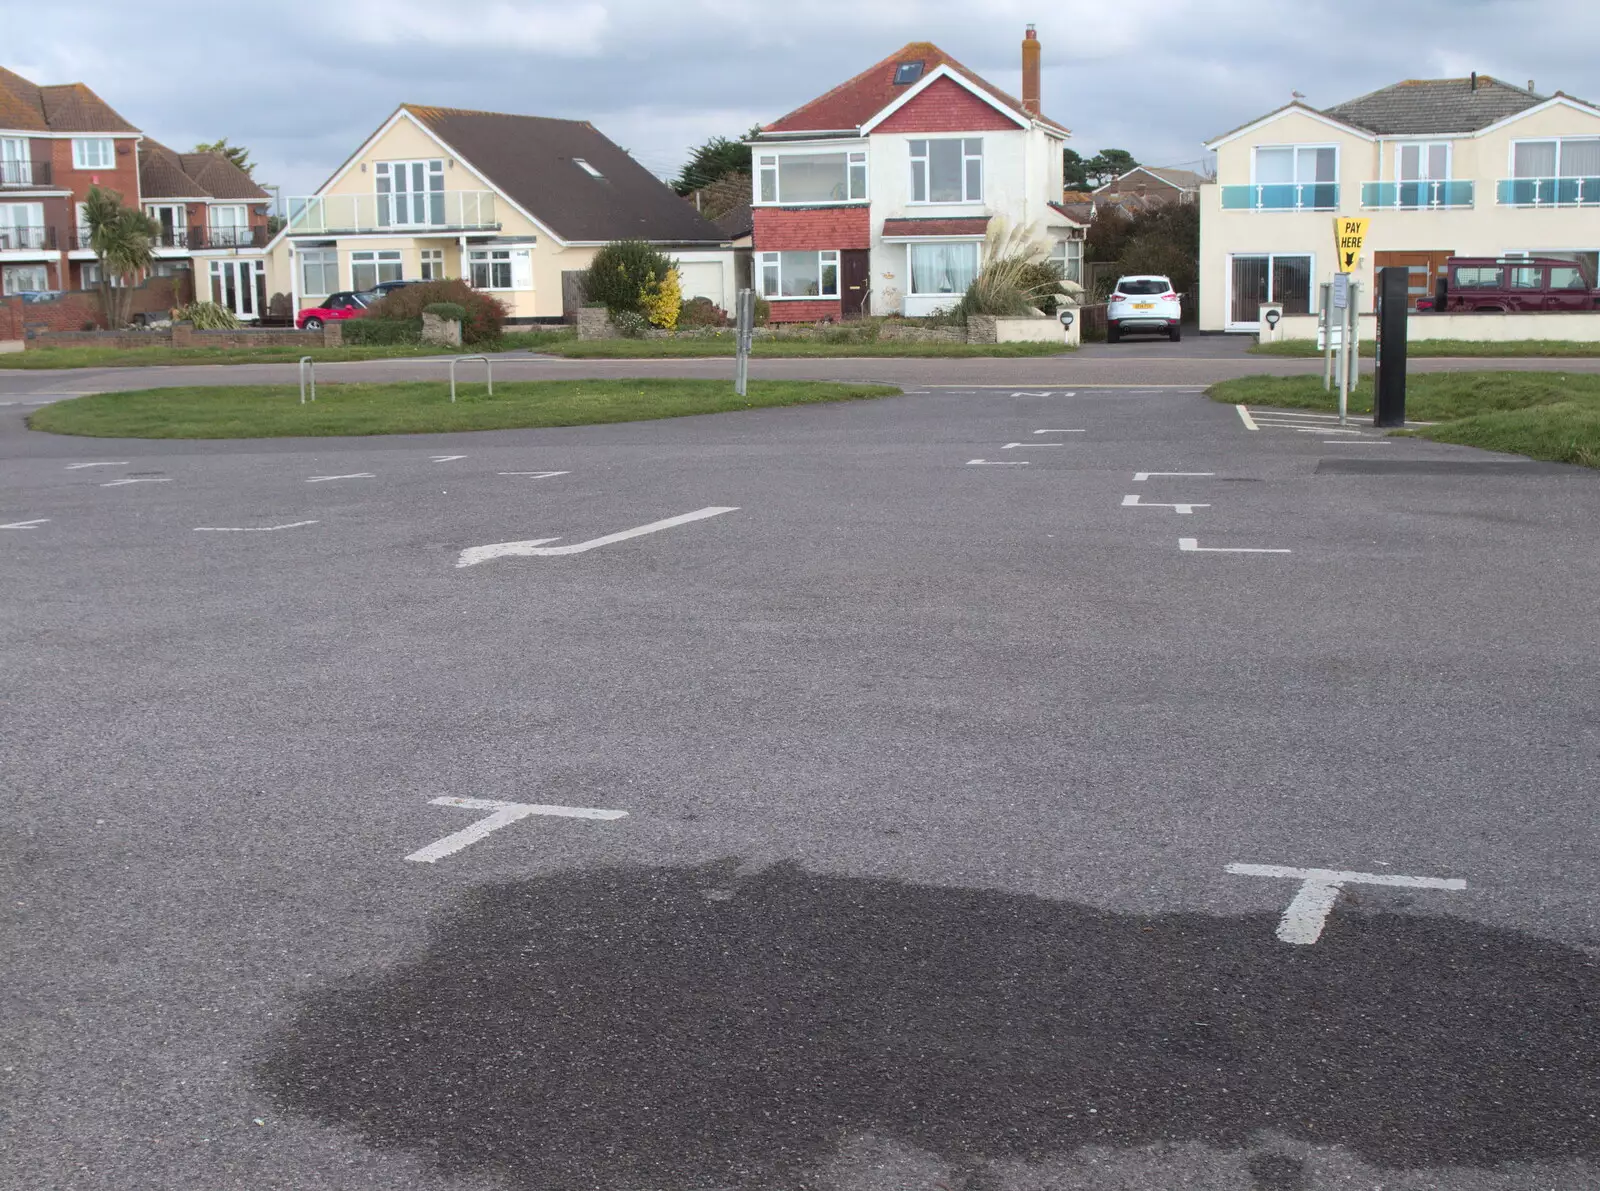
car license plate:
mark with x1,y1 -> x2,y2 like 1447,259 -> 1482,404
1133,302 -> 1155,310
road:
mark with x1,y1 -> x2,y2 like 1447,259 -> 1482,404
3,363 -> 1598,1190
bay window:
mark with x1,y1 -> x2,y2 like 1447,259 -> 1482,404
469,248 -> 512,290
351,250 -> 402,291
72,137 -> 114,170
907,241 -> 979,296
910,138 -> 983,203
756,152 -> 867,204
758,250 -> 839,298
300,249 -> 339,297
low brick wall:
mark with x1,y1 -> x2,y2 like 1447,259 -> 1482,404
172,325 -> 327,349
3,275 -> 187,340
22,330 -> 166,349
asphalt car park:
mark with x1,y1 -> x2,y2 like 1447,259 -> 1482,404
4,380 -> 1599,1190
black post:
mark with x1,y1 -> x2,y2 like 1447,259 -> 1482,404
1374,266 -> 1409,427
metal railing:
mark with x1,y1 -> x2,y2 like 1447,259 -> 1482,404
1361,180 -> 1475,209
0,159 -> 51,187
1496,176 -> 1600,206
0,225 -> 56,250
286,191 -> 500,235
1220,183 -> 1340,211
449,355 -> 492,403
190,225 -> 269,249
150,227 -> 189,249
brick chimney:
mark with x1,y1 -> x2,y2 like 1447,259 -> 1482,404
1022,24 -> 1041,116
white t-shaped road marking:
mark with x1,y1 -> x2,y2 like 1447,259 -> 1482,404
406,797 -> 628,863
1123,494 -> 1209,514
1227,863 -> 1467,944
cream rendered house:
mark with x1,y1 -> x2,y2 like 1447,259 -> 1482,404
266,105 -> 733,321
1199,76 -> 1600,331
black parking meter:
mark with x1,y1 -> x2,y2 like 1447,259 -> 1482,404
1374,267 -> 1409,427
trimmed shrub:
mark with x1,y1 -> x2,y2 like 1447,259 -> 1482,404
423,302 -> 467,323
342,317 -> 422,346
365,279 -> 506,344
581,241 -> 675,318
639,268 -> 682,330
754,296 -> 771,326
678,296 -> 728,328
173,301 -> 239,330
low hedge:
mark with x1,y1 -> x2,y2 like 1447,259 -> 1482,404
342,317 -> 422,346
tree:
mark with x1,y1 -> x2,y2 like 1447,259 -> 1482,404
672,127 -> 761,195
1086,148 -> 1140,188
81,185 -> 159,329
1062,148 -> 1091,190
193,137 -> 255,177
1085,201 -> 1198,300
580,240 -> 676,318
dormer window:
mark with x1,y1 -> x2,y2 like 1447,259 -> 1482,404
894,61 -> 926,86
573,158 -> 603,178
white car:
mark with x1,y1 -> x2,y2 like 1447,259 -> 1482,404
1107,275 -> 1181,343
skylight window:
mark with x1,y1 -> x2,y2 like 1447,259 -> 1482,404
894,61 -> 925,86
573,158 -> 603,178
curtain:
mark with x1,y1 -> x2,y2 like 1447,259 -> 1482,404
1514,141 -> 1557,178
1560,138 -> 1600,177
909,242 -> 978,295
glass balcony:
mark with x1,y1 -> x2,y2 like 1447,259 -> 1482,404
1361,180 -> 1474,209
286,191 -> 500,235
1220,183 -> 1339,211
1496,176 -> 1600,206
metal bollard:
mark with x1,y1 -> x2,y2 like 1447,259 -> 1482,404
448,355 -> 493,403
299,356 -> 315,404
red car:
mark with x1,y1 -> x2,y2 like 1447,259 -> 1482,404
296,291 -> 369,330
1429,256 -> 1599,313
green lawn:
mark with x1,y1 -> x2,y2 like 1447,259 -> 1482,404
1208,371 -> 1600,468
1250,338 -> 1600,359
27,378 -> 902,439
0,330 -> 572,370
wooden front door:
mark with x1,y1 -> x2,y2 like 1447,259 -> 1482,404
840,249 -> 870,316
1374,250 -> 1453,308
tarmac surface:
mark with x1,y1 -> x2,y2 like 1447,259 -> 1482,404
4,361 -> 1599,1190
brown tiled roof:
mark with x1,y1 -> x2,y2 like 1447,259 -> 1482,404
178,151 -> 268,200
403,105 -> 727,244
0,66 -> 48,131
0,67 -> 139,133
139,140 -> 205,198
881,216 -> 990,238
1051,198 -> 1093,224
761,41 -> 1069,137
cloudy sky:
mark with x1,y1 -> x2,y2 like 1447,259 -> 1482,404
10,0 -> 1599,200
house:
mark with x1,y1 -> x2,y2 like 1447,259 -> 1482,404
1199,75 -> 1600,332
266,106 -> 734,322
747,25 -> 1084,321
1093,165 -> 1205,207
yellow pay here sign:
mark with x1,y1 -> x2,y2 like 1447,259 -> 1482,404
1334,217 -> 1370,272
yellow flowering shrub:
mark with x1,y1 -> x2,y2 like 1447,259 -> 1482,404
639,268 -> 682,330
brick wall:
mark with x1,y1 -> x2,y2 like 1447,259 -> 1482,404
5,274 -> 188,340
872,77 -> 1020,134
172,326 -> 324,349
766,298 -> 842,324
753,206 -> 871,251
49,136 -> 142,213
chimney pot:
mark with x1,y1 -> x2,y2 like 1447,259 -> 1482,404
1470,71 -> 1478,91
1021,24 -> 1041,117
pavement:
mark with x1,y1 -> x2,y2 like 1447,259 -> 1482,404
4,357 -> 1599,1190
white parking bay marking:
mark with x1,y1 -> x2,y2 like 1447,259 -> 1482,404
1122,494 -> 1209,514
966,459 -> 1030,466
193,521 -> 319,532
1133,472 -> 1215,482
1179,537 -> 1290,554
431,455 -> 466,463
1033,429 -> 1086,434
407,796 -> 628,863
457,505 -> 737,567
1235,404 -> 1259,431
1011,391 -> 1056,397
307,473 -> 375,483
1,518 -> 49,529
1226,863 -> 1466,945
498,471 -> 570,478
100,477 -> 171,487
65,461 -> 129,470
1002,442 -> 1062,449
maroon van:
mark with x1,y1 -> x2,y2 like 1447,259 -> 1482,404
1427,256 -> 1600,312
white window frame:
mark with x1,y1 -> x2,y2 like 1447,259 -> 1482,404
905,240 -> 980,296
1396,141 -> 1452,182
351,249 -> 402,291
375,159 -> 446,227
1225,251 -> 1318,331
1244,143 -> 1340,211
72,137 -> 114,170
0,201 -> 45,249
757,250 -> 840,299
1050,237 -> 1083,285
1,137 -> 32,185
752,150 -> 867,206
1509,137 -> 1600,179
420,248 -> 445,281
2,262 -> 49,294
909,138 -> 984,205
300,248 -> 339,297
145,203 -> 185,246
468,248 -> 513,290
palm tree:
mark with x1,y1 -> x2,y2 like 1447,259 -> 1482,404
81,186 -> 159,329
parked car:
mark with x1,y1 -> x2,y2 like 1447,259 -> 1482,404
1107,275 -> 1182,342
296,291 -> 370,330
1431,256 -> 1599,313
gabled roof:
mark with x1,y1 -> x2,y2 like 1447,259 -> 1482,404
1324,76 -> 1548,135
0,66 -> 47,131
139,139 -> 269,201
402,105 -> 727,244
177,150 -> 268,200
0,67 -> 139,134
1095,165 -> 1206,193
759,41 -> 1068,137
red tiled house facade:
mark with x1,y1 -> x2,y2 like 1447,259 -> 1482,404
748,27 -> 1085,322
0,64 -> 269,321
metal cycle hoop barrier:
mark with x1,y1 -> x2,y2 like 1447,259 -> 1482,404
449,355 -> 493,404
299,357 -> 316,404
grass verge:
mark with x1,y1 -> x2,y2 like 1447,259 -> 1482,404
1250,338 -> 1600,359
549,338 -> 1069,358
0,330 -> 573,370
1207,371 -> 1600,467
27,378 -> 902,439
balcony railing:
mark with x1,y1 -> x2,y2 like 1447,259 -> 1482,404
1361,180 -> 1475,209
0,159 -> 51,187
0,225 -> 56,251
189,225 -> 270,249
1497,176 -> 1600,207
285,191 -> 500,235
1220,183 -> 1339,211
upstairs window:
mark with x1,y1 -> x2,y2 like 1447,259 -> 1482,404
72,137 -> 114,170
894,61 -> 926,86
756,151 -> 866,204
1513,137 -> 1600,179
376,159 -> 445,226
573,158 -> 603,178
910,139 -> 983,203
1398,142 -> 1449,181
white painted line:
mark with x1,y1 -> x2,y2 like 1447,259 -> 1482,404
1,518 -> 49,529
456,505 -> 738,567
1122,494 -> 1208,515
1033,429 -> 1085,434
100,477 -> 171,487
966,459 -> 1030,466
1252,410 -> 1351,420
1133,472 -> 1215,482
1235,405 -> 1259,431
1322,440 -> 1391,445
1179,537 -> 1290,554
1011,391 -> 1056,397
1002,442 -> 1062,449
497,471 -> 570,478
431,455 -> 466,462
1226,863 -> 1466,945
306,473 -> 375,483
65,461 -> 129,470
193,521 -> 320,533
406,796 -> 628,864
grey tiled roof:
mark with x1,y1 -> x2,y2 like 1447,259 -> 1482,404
1323,77 -> 1548,135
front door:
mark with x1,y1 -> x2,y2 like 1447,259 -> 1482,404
210,259 -> 264,320
1374,250 -> 1453,309
840,249 -> 870,317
